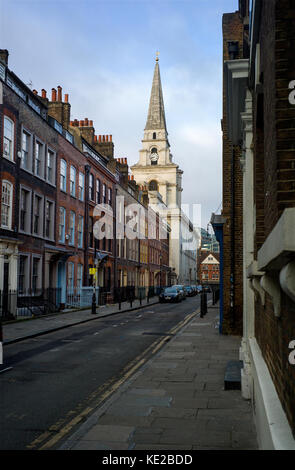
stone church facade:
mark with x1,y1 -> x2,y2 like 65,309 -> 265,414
131,57 -> 199,285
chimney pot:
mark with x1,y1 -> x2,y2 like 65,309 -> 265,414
51,88 -> 57,101
110,135 -> 112,142
103,135 -> 105,142
106,135 -> 109,142
94,135 -> 97,142
57,86 -> 62,101
131,175 -> 134,180
33,89 -> 38,95
89,120 -> 93,126
79,120 -> 84,127
99,135 -> 101,142
64,93 -> 69,103
41,89 -> 47,98
124,158 -> 127,164
85,118 -> 89,126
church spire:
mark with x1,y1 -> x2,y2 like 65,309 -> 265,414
145,56 -> 167,132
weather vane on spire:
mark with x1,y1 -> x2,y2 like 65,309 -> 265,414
156,51 -> 160,62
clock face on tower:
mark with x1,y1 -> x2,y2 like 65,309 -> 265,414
150,147 -> 159,164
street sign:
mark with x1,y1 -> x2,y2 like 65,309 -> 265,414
89,268 -> 97,275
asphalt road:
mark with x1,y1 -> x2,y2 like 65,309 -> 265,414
0,295 -> 204,450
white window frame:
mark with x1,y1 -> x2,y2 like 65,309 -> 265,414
69,210 -> 75,246
79,172 -> 84,201
32,255 -> 42,294
58,206 -> 66,243
70,165 -> 76,197
78,214 -> 84,248
67,262 -> 74,291
33,193 -> 44,237
3,116 -> 14,161
60,159 -> 67,192
77,263 -> 83,288
34,138 -> 45,178
21,127 -> 33,171
45,198 -> 55,240
19,185 -> 32,234
18,253 -> 30,294
1,180 -> 13,229
46,147 -> 56,185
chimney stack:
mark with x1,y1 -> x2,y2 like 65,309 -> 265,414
57,86 -> 62,101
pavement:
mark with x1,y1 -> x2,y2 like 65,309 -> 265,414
2,298 -> 258,450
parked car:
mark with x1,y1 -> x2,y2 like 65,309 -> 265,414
172,285 -> 186,300
159,286 -> 182,303
183,286 -> 194,297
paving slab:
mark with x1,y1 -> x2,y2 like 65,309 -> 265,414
58,305 -> 258,450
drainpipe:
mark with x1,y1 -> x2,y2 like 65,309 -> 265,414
83,164 -> 90,286
230,144 -> 236,330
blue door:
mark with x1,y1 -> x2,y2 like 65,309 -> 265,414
57,261 -> 66,305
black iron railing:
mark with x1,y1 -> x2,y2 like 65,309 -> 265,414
0,288 -> 62,320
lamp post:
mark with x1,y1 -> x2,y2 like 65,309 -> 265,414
92,239 -> 98,315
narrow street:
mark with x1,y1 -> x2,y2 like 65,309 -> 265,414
0,296 -> 203,450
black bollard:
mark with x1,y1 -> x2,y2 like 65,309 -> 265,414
91,291 -> 96,314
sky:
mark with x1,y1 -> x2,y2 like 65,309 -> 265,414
1,0 -> 238,230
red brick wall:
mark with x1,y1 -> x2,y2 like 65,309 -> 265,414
253,0 -> 295,435
222,11 -> 245,335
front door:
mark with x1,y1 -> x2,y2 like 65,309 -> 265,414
57,261 -> 66,306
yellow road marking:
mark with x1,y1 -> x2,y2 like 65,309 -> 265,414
27,308 -> 198,450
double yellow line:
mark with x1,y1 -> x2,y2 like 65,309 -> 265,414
27,309 -> 198,450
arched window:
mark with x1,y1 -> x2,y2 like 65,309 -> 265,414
1,181 -> 13,229
149,180 -> 158,191
153,132 -> 156,140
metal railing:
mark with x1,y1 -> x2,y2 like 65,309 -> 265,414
0,288 -> 62,320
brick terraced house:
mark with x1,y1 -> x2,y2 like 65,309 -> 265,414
0,49 -> 172,318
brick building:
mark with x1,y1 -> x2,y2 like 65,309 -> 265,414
0,49 -> 172,319
197,251 -> 220,284
0,50 -> 60,315
213,0 -> 295,450
211,2 -> 249,335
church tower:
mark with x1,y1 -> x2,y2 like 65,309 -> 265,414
131,56 -> 198,285
131,55 -> 183,209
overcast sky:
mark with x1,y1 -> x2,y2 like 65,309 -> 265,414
1,0 -> 238,230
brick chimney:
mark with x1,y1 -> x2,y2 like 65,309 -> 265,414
69,117 -> 95,147
47,86 -> 71,129
93,134 -> 114,159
